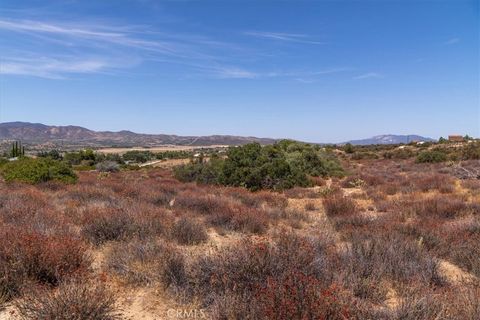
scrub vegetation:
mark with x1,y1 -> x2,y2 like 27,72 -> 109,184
0,140 -> 479,319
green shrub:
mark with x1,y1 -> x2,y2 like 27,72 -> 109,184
37,149 -> 63,160
64,149 -> 110,166
461,142 -> 480,160
155,150 -> 193,160
343,143 -> 355,154
122,150 -> 153,163
175,141 -> 344,191
383,148 -> 415,160
73,165 -> 95,171
351,152 -> 378,160
174,157 -> 223,185
416,150 -> 447,163
1,157 -> 77,184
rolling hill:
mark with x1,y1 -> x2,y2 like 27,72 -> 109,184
0,122 -> 436,149
0,122 -> 277,147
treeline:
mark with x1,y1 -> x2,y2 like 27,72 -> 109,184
37,149 -> 196,168
122,150 -> 193,163
174,141 -> 344,191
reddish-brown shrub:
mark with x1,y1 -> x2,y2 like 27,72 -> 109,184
63,184 -> 117,205
342,233 -> 445,289
412,173 -> 455,193
223,188 -> 288,209
171,217 -> 209,245
392,290 -> 446,320
206,205 -> 269,234
81,209 -> 138,245
0,227 -> 90,299
184,232 -> 340,318
304,202 -> 316,211
283,187 -> 320,199
15,279 -> 120,320
408,195 -> 471,219
382,183 -> 400,195
462,179 -> 480,191
447,284 -> 480,319
309,176 -> 326,186
359,174 -> 385,186
441,233 -> 480,277
323,195 -> 356,216
255,274 -> 350,320
189,233 -> 322,297
340,176 -> 365,188
107,240 -> 186,288
375,199 -> 395,212
175,191 -> 229,215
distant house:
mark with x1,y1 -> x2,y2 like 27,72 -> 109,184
448,135 -> 464,142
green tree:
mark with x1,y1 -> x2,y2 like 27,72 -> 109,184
175,141 -> 344,191
10,141 -> 25,158
343,143 -> 355,154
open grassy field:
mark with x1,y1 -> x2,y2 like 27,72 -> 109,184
96,145 -> 228,155
0,153 -> 479,319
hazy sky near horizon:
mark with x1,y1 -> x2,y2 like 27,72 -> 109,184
0,0 -> 478,143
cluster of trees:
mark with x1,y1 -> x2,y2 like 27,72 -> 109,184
174,141 -> 344,191
0,142 -> 77,184
9,141 -> 25,158
38,149 -> 195,166
122,150 -> 194,163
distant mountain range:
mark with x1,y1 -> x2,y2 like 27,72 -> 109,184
0,122 -> 276,148
345,134 -> 435,145
0,122 -> 435,148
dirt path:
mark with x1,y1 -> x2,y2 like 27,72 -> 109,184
0,305 -> 19,320
439,259 -> 478,285
119,287 -> 178,320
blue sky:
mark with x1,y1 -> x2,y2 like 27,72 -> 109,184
0,0 -> 478,142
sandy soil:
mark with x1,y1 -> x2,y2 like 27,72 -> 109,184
141,159 -> 191,169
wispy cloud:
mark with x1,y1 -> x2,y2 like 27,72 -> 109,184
0,19 -> 178,54
353,72 -> 383,80
294,78 -> 316,83
0,19 -> 124,38
0,18 -> 233,78
0,18 -> 336,80
244,31 -> 325,45
208,67 -> 348,80
0,57 -> 112,79
210,66 -> 258,79
443,37 -> 460,45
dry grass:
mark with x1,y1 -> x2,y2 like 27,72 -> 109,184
14,279 -> 120,320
